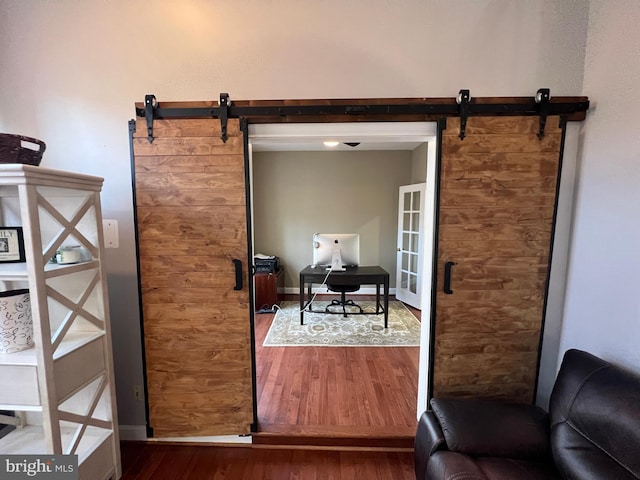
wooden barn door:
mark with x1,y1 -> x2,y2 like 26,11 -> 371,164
131,118 -> 254,437
432,116 -> 564,403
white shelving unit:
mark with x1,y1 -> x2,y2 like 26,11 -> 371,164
0,165 -> 121,480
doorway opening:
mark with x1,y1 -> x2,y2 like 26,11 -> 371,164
248,122 -> 437,441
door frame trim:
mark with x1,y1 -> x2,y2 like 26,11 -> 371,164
248,121 -> 438,422
242,119 -> 259,432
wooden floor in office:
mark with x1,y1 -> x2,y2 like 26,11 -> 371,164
120,440 -> 416,479
253,294 -> 421,448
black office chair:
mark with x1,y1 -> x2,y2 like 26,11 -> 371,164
325,284 -> 364,317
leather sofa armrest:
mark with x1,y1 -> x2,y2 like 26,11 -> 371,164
415,411 -> 447,480
430,397 -> 551,460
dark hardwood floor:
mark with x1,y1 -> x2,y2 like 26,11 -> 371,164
120,441 -> 416,479
254,294 -> 421,447
119,295 -> 420,478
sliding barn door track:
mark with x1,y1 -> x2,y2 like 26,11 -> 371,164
136,89 -> 589,143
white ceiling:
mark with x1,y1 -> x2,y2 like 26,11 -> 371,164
249,122 -> 436,152
251,140 -> 424,152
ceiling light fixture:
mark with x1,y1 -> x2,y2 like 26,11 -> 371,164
323,141 -> 339,147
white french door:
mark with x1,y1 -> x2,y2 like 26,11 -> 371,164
395,183 -> 426,309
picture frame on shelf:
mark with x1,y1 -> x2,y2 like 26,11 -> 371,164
0,227 -> 26,263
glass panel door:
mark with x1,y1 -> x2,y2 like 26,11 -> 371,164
396,183 -> 426,308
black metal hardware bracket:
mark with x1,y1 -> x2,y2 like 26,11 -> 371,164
144,94 -> 157,143
456,89 -> 471,140
219,93 -> 230,143
536,88 -> 551,139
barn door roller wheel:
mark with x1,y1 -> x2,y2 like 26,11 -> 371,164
536,88 -> 551,139
144,94 -> 157,143
456,89 -> 471,140
219,93 -> 230,143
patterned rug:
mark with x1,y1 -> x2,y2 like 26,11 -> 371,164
263,300 -> 421,347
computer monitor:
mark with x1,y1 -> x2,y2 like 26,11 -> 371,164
312,233 -> 360,271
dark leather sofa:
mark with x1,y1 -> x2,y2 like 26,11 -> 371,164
415,349 -> 640,479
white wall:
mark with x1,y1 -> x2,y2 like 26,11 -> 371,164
558,1 -> 640,372
0,0 -> 590,431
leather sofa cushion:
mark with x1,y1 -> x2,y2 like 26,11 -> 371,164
550,349 -> 640,479
427,451 -> 561,480
414,411 -> 447,480
426,451 -> 486,480
552,423 -> 638,480
431,398 -> 550,460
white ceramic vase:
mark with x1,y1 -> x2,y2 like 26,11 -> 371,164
0,289 -> 33,354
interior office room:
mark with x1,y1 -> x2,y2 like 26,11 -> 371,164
248,135 -> 431,443
251,145 -> 428,291
1,1 -> 639,478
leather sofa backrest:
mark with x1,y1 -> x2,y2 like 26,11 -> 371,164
549,349 -> 640,479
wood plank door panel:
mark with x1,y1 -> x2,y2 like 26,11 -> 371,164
433,116 -> 564,403
132,118 -> 254,437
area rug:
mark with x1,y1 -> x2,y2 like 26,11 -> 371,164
263,300 -> 421,347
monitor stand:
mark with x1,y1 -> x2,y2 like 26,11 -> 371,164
327,249 -> 346,271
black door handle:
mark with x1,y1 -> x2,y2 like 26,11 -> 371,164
232,259 -> 243,290
444,261 -> 456,294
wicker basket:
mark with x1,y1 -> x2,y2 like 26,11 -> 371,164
0,133 -> 46,166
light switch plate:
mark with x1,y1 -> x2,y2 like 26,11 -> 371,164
103,219 -> 119,248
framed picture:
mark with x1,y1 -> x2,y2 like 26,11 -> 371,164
0,227 -> 26,263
